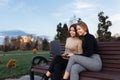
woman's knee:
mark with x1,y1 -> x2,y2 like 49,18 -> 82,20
70,55 -> 77,61
71,64 -> 85,74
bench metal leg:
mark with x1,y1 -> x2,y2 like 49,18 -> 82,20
30,71 -> 34,80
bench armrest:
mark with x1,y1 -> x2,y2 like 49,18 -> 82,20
31,56 -> 48,66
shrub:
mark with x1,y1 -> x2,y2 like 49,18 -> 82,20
32,48 -> 38,54
6,59 -> 17,68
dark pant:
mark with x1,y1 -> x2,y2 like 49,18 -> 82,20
48,56 -> 68,80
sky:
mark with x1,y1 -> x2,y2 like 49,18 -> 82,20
0,0 -> 120,41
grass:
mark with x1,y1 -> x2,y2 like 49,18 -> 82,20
0,50 -> 49,79
0,50 -> 35,55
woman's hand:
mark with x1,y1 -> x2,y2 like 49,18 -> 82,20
62,56 -> 69,60
61,53 -> 69,59
61,53 -> 68,57
62,53 -> 74,59
67,54 -> 74,57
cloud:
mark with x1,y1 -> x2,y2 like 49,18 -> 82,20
109,13 -> 120,35
0,0 -> 10,7
52,0 -> 98,21
12,2 -> 30,13
110,14 -> 120,22
52,12 -> 63,18
72,0 -> 95,9
9,1 -> 40,16
64,0 -> 97,15
0,0 -> 42,15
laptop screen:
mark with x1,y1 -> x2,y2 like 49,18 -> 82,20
50,40 -> 61,55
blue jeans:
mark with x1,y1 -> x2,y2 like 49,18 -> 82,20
66,54 -> 102,80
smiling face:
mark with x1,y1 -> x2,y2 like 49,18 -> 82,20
76,25 -> 86,36
69,27 -> 76,37
76,22 -> 88,36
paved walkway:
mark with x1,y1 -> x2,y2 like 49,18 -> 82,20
5,75 -> 51,80
5,75 -> 41,80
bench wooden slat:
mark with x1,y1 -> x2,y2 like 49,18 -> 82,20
81,71 -> 120,80
103,63 -> 120,68
99,51 -> 120,55
99,47 -> 120,51
102,68 -> 120,72
80,77 -> 105,80
102,59 -> 120,64
98,42 -> 120,46
31,68 -> 47,74
101,55 -> 120,59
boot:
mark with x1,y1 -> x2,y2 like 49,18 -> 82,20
41,74 -> 49,80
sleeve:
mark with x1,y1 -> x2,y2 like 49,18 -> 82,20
81,35 -> 95,57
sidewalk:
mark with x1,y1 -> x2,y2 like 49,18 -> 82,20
5,75 -> 51,80
5,75 -> 41,80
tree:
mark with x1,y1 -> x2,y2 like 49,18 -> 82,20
69,15 -> 82,25
54,22 -> 62,41
34,36 -> 43,50
25,35 -> 34,50
42,38 -> 49,51
54,23 -> 69,43
77,18 -> 82,23
16,36 -> 22,50
10,37 -> 17,50
4,36 -> 10,52
97,11 -> 112,41
62,24 -> 69,42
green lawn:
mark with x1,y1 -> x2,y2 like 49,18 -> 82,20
0,50 -> 49,79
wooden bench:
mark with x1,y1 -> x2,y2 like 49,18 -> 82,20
29,41 -> 120,80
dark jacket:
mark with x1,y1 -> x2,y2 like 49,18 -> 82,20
81,33 -> 98,57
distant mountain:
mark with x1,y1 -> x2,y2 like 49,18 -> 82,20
0,30 -> 50,44
0,30 -> 31,45
0,30 -> 28,37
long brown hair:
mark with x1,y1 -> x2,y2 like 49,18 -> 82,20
77,21 -> 89,33
77,21 -> 89,40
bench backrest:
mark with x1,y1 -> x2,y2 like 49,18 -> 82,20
98,42 -> 120,72
50,41 -> 120,72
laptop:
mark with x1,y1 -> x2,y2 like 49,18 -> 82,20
50,40 -> 62,55
50,40 -> 70,58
